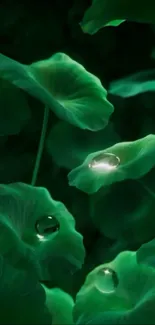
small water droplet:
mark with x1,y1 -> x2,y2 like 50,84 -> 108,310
95,267 -> 119,293
35,215 -> 60,236
89,152 -> 120,171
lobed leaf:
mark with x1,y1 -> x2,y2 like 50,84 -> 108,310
0,52 -> 114,130
68,134 -> 155,194
74,251 -> 155,324
0,182 -> 85,283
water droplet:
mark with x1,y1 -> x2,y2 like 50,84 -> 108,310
95,267 -> 119,293
89,152 -> 120,171
35,215 -> 60,236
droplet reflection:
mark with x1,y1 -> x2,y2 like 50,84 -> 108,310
89,152 -> 120,171
35,215 -> 60,237
95,267 -> 119,293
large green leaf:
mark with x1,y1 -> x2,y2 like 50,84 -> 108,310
80,0 -> 155,35
68,134 -> 155,194
73,251 -> 155,324
0,183 -> 85,284
0,52 -> 114,130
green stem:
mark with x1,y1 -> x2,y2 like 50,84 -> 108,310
31,106 -> 49,186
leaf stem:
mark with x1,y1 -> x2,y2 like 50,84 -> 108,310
31,106 -> 49,186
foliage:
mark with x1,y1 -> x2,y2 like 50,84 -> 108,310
1,0 -> 155,323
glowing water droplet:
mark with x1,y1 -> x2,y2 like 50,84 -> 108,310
89,152 -> 120,171
35,215 -> 60,236
95,267 -> 119,293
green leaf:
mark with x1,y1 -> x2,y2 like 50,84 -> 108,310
0,183 -> 85,282
0,79 -> 31,135
43,286 -> 74,325
109,69 -> 155,98
68,134 -> 155,194
0,52 -> 114,130
0,257 -> 51,324
73,251 -> 155,324
80,0 -> 155,35
46,121 -> 120,170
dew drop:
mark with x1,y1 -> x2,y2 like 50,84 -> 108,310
89,152 -> 120,171
95,267 -> 119,293
35,215 -> 60,236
